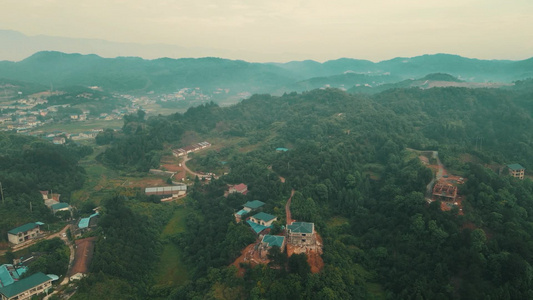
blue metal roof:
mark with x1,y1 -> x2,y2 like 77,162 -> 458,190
251,212 -> 276,222
235,209 -> 248,216
0,265 -> 26,288
51,203 -> 69,210
78,213 -> 99,229
276,147 -> 289,152
8,223 -> 40,235
262,235 -> 285,248
246,220 -> 270,234
243,200 -> 265,210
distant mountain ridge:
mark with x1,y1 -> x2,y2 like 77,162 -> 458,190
0,51 -> 531,97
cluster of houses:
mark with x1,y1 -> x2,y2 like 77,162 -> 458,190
234,199 -> 318,260
172,141 -> 211,157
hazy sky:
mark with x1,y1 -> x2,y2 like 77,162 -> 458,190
1,0 -> 532,62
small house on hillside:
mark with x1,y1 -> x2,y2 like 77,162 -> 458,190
75,213 -> 99,236
246,212 -> 277,234
52,137 -> 65,145
7,222 -> 45,245
259,235 -> 286,259
287,222 -> 315,246
507,164 -> 525,180
50,202 -> 70,214
249,212 -> 277,227
228,183 -> 248,195
234,200 -> 265,222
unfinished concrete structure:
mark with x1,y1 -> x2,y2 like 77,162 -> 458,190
432,182 -> 458,202
287,222 -> 316,247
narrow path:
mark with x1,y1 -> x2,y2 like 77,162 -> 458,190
285,189 -> 295,225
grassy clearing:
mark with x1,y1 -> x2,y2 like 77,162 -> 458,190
155,207 -> 190,286
161,207 -> 188,238
353,264 -> 386,299
327,216 -> 349,228
36,119 -> 123,134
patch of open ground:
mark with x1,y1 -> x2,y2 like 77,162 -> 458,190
70,237 -> 97,276
155,207 -> 190,286
286,233 -> 324,274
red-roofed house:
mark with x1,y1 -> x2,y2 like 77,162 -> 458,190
228,183 -> 248,195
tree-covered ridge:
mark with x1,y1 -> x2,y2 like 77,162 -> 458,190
0,133 -> 92,240
85,86 -> 533,299
0,52 -> 531,95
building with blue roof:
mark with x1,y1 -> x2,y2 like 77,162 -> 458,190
50,202 -> 70,214
287,222 -> 316,246
0,272 -> 52,300
249,212 -> 277,227
78,213 -> 99,230
7,223 -> 44,245
276,147 -> 289,152
0,264 -> 27,288
259,235 -> 286,259
246,220 -> 271,234
243,200 -> 265,211
507,163 -> 525,180
234,200 -> 265,222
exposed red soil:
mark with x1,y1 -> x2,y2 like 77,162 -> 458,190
70,237 -> 97,276
286,233 -> 324,274
231,240 -> 265,277
286,189 -> 295,224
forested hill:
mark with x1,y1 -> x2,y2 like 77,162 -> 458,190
0,51 -> 531,95
99,86 -> 533,173
85,86 -> 533,299
0,134 -> 92,241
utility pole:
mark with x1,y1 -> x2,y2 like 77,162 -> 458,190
0,182 -> 4,205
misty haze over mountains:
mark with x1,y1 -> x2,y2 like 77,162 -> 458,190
0,49 -> 532,98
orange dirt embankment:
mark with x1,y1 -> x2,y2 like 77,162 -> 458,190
231,240 -> 266,277
286,233 -> 324,274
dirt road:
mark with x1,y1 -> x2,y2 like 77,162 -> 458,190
285,189 -> 295,225
181,155 -> 204,178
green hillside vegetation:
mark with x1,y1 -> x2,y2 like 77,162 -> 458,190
0,133 -> 92,241
67,85 -> 533,299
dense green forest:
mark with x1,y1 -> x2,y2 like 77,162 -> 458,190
76,85 -> 533,299
0,133 -> 92,241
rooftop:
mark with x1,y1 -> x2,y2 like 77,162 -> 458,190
246,220 -> 270,234
233,183 -> 248,192
243,200 -> 265,210
276,147 -> 289,152
0,264 -> 27,288
0,272 -> 51,298
251,212 -> 276,222
8,223 -> 41,235
262,235 -> 285,248
508,163 -> 525,171
145,185 -> 187,194
78,213 -> 99,229
235,209 -> 248,216
288,222 -> 314,234
51,202 -> 69,210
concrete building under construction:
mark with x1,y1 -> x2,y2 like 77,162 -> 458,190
432,182 -> 458,201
